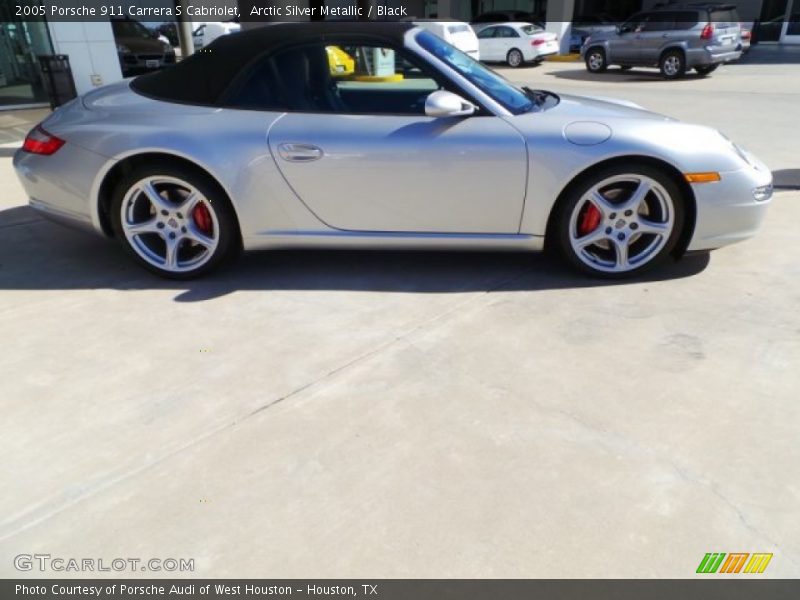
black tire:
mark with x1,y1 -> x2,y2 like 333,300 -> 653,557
506,48 -> 524,68
659,49 -> 686,80
585,47 -> 607,73
550,163 -> 686,279
110,162 -> 239,279
695,64 -> 718,76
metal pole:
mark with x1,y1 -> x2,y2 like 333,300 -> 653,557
176,0 -> 195,58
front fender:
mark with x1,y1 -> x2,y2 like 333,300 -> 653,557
518,122 -> 745,236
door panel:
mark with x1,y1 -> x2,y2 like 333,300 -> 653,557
268,114 -> 527,233
611,14 -> 649,63
638,14 -> 676,64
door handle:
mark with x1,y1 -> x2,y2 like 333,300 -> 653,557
277,143 -> 323,162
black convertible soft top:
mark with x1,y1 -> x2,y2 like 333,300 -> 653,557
131,22 -> 415,106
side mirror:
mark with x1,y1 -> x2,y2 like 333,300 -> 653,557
425,91 -> 476,118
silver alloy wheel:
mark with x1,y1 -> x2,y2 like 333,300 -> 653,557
662,55 -> 681,77
568,174 -> 675,273
588,51 -> 604,71
120,176 -> 220,273
508,49 -> 522,67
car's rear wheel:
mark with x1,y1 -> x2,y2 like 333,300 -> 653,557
110,164 -> 238,279
585,47 -> 607,73
552,164 -> 685,278
506,49 -> 524,68
660,50 -> 686,79
695,64 -> 718,76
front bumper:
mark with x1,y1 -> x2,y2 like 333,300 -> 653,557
687,158 -> 773,251
119,52 -> 176,75
13,143 -> 110,235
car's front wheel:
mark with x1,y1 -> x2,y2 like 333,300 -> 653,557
585,47 -> 607,73
506,49 -> 524,68
552,164 -> 685,278
110,163 -> 239,279
695,64 -> 718,76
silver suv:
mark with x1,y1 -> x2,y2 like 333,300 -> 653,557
581,3 -> 742,79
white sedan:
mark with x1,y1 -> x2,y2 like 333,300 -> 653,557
476,22 -> 559,67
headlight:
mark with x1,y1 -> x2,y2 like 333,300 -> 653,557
116,43 -> 130,54
753,185 -> 773,202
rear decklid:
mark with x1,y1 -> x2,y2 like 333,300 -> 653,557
81,80 -> 217,115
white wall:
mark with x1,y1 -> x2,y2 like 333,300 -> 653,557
545,0 -> 576,55
46,21 -> 122,95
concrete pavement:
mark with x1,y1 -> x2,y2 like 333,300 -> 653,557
0,56 -> 798,578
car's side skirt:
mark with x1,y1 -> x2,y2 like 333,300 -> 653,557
242,231 -> 545,252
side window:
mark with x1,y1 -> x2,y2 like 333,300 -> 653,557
477,27 -> 497,39
330,44 -> 443,115
224,42 -> 446,115
497,26 -> 519,38
620,13 -> 646,33
641,13 -> 676,32
673,12 -> 699,30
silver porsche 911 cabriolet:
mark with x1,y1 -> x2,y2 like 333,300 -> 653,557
14,22 -> 773,279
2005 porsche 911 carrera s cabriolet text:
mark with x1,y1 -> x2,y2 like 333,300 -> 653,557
13,22 -> 773,279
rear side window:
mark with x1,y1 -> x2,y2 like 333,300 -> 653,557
673,11 -> 699,30
477,27 -> 497,39
496,26 -> 519,38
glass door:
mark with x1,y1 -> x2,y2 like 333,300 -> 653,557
783,0 -> 800,43
757,0 -> 790,42
0,1 -> 54,108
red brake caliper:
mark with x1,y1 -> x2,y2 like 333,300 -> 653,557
191,202 -> 213,235
578,202 -> 602,236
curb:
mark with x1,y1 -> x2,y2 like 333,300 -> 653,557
545,54 -> 581,62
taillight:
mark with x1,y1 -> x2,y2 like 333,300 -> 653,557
532,39 -> 545,46
700,23 -> 714,40
22,125 -> 65,156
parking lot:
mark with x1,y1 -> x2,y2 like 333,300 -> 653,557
1,49 -> 798,578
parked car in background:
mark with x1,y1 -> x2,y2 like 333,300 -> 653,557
111,18 -> 176,77
477,23 -> 558,67
192,21 -> 241,50
471,11 -> 544,32
740,25 -> 752,53
581,3 -> 742,79
414,21 -> 480,60
570,28 -> 589,53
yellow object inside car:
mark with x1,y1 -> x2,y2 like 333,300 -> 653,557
327,46 -> 355,76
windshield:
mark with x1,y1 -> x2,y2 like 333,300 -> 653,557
415,30 -> 534,114
112,20 -> 152,39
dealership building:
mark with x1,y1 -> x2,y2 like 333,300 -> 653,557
1,0 -> 798,111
